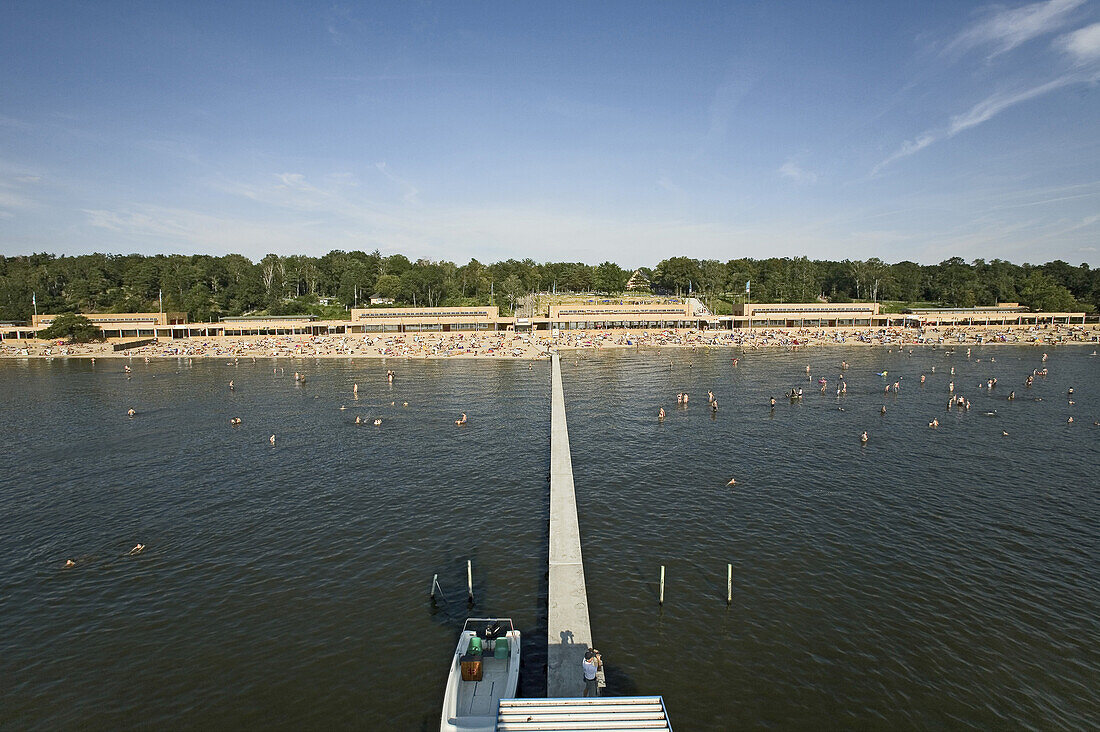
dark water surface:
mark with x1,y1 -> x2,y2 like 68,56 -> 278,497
1,347 -> 1098,729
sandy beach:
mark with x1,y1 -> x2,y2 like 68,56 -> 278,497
2,323 -> 1098,361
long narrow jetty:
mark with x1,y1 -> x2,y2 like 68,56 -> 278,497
547,353 -> 595,697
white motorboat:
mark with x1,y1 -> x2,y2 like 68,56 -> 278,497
440,618 -> 521,732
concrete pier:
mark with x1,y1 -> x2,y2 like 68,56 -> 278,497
547,352 -> 596,697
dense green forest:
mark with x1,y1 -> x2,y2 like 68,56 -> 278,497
0,251 -> 1095,323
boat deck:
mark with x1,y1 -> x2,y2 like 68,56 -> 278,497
456,656 -> 511,718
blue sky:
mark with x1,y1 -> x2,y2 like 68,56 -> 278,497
1,0 -> 1098,266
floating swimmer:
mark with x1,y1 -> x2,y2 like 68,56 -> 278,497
373,418 -> 382,426
659,407 -> 666,421
455,413 -> 467,426
129,544 -> 145,555
65,559 -> 76,568
355,416 -> 362,424
270,434 -> 276,445
860,431 -> 868,443
727,477 -> 737,486
229,380 -> 234,390
929,418 -> 939,428
127,408 -> 136,418
876,371 -> 888,377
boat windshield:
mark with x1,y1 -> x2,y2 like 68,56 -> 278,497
461,617 -> 515,639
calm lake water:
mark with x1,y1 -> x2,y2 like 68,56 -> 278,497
1,346 -> 1097,730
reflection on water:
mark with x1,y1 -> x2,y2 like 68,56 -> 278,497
1,346 -> 1097,729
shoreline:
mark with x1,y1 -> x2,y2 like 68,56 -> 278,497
2,324 -> 1098,361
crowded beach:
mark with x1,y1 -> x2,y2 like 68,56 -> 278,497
2,322 -> 1098,360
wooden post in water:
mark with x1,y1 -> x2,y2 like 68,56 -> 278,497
726,564 -> 732,605
659,565 -> 665,605
467,560 -> 474,601
430,573 -> 438,599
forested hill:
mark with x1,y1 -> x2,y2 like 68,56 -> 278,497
0,251 -> 1095,323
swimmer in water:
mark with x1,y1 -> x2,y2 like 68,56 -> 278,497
229,380 -> 234,391
373,418 -> 382,426
770,397 -> 776,407
127,408 -> 136,418
270,434 -> 276,445
658,407 -> 665,421
65,559 -> 76,568
860,431 -> 868,443
880,406 -> 887,415
727,477 -> 737,486
929,418 -> 939,428
455,413 -> 467,425
355,416 -> 362,424
129,544 -> 145,555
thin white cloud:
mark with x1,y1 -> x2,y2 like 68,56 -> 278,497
947,73 -> 1080,135
374,162 -> 420,204
948,0 -> 1085,59
873,67 -> 1097,175
1058,21 -> 1100,64
778,160 -> 818,185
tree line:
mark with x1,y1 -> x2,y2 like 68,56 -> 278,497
0,251 -> 1095,323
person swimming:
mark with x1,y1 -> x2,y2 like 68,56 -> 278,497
129,544 -> 145,555
455,413 -> 467,425
860,431 -> 868,443
127,408 -> 136,418
270,434 -> 276,445
658,407 -> 665,421
373,418 -> 382,426
65,559 -> 76,568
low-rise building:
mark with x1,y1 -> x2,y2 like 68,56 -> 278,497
730,302 -> 880,327
548,301 -> 702,330
902,304 -> 1085,326
349,306 -> 504,332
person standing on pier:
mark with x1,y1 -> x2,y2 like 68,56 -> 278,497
582,649 -> 602,697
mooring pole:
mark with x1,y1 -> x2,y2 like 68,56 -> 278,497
467,560 -> 473,601
659,565 -> 665,605
430,573 -> 439,599
727,564 -> 733,605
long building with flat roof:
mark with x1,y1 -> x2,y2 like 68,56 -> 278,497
2,301 -> 1091,341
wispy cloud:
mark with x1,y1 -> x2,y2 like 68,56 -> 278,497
374,162 -> 420,204
1058,21 -> 1100,64
947,0 -> 1086,59
875,8 -> 1100,178
778,160 -> 818,185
